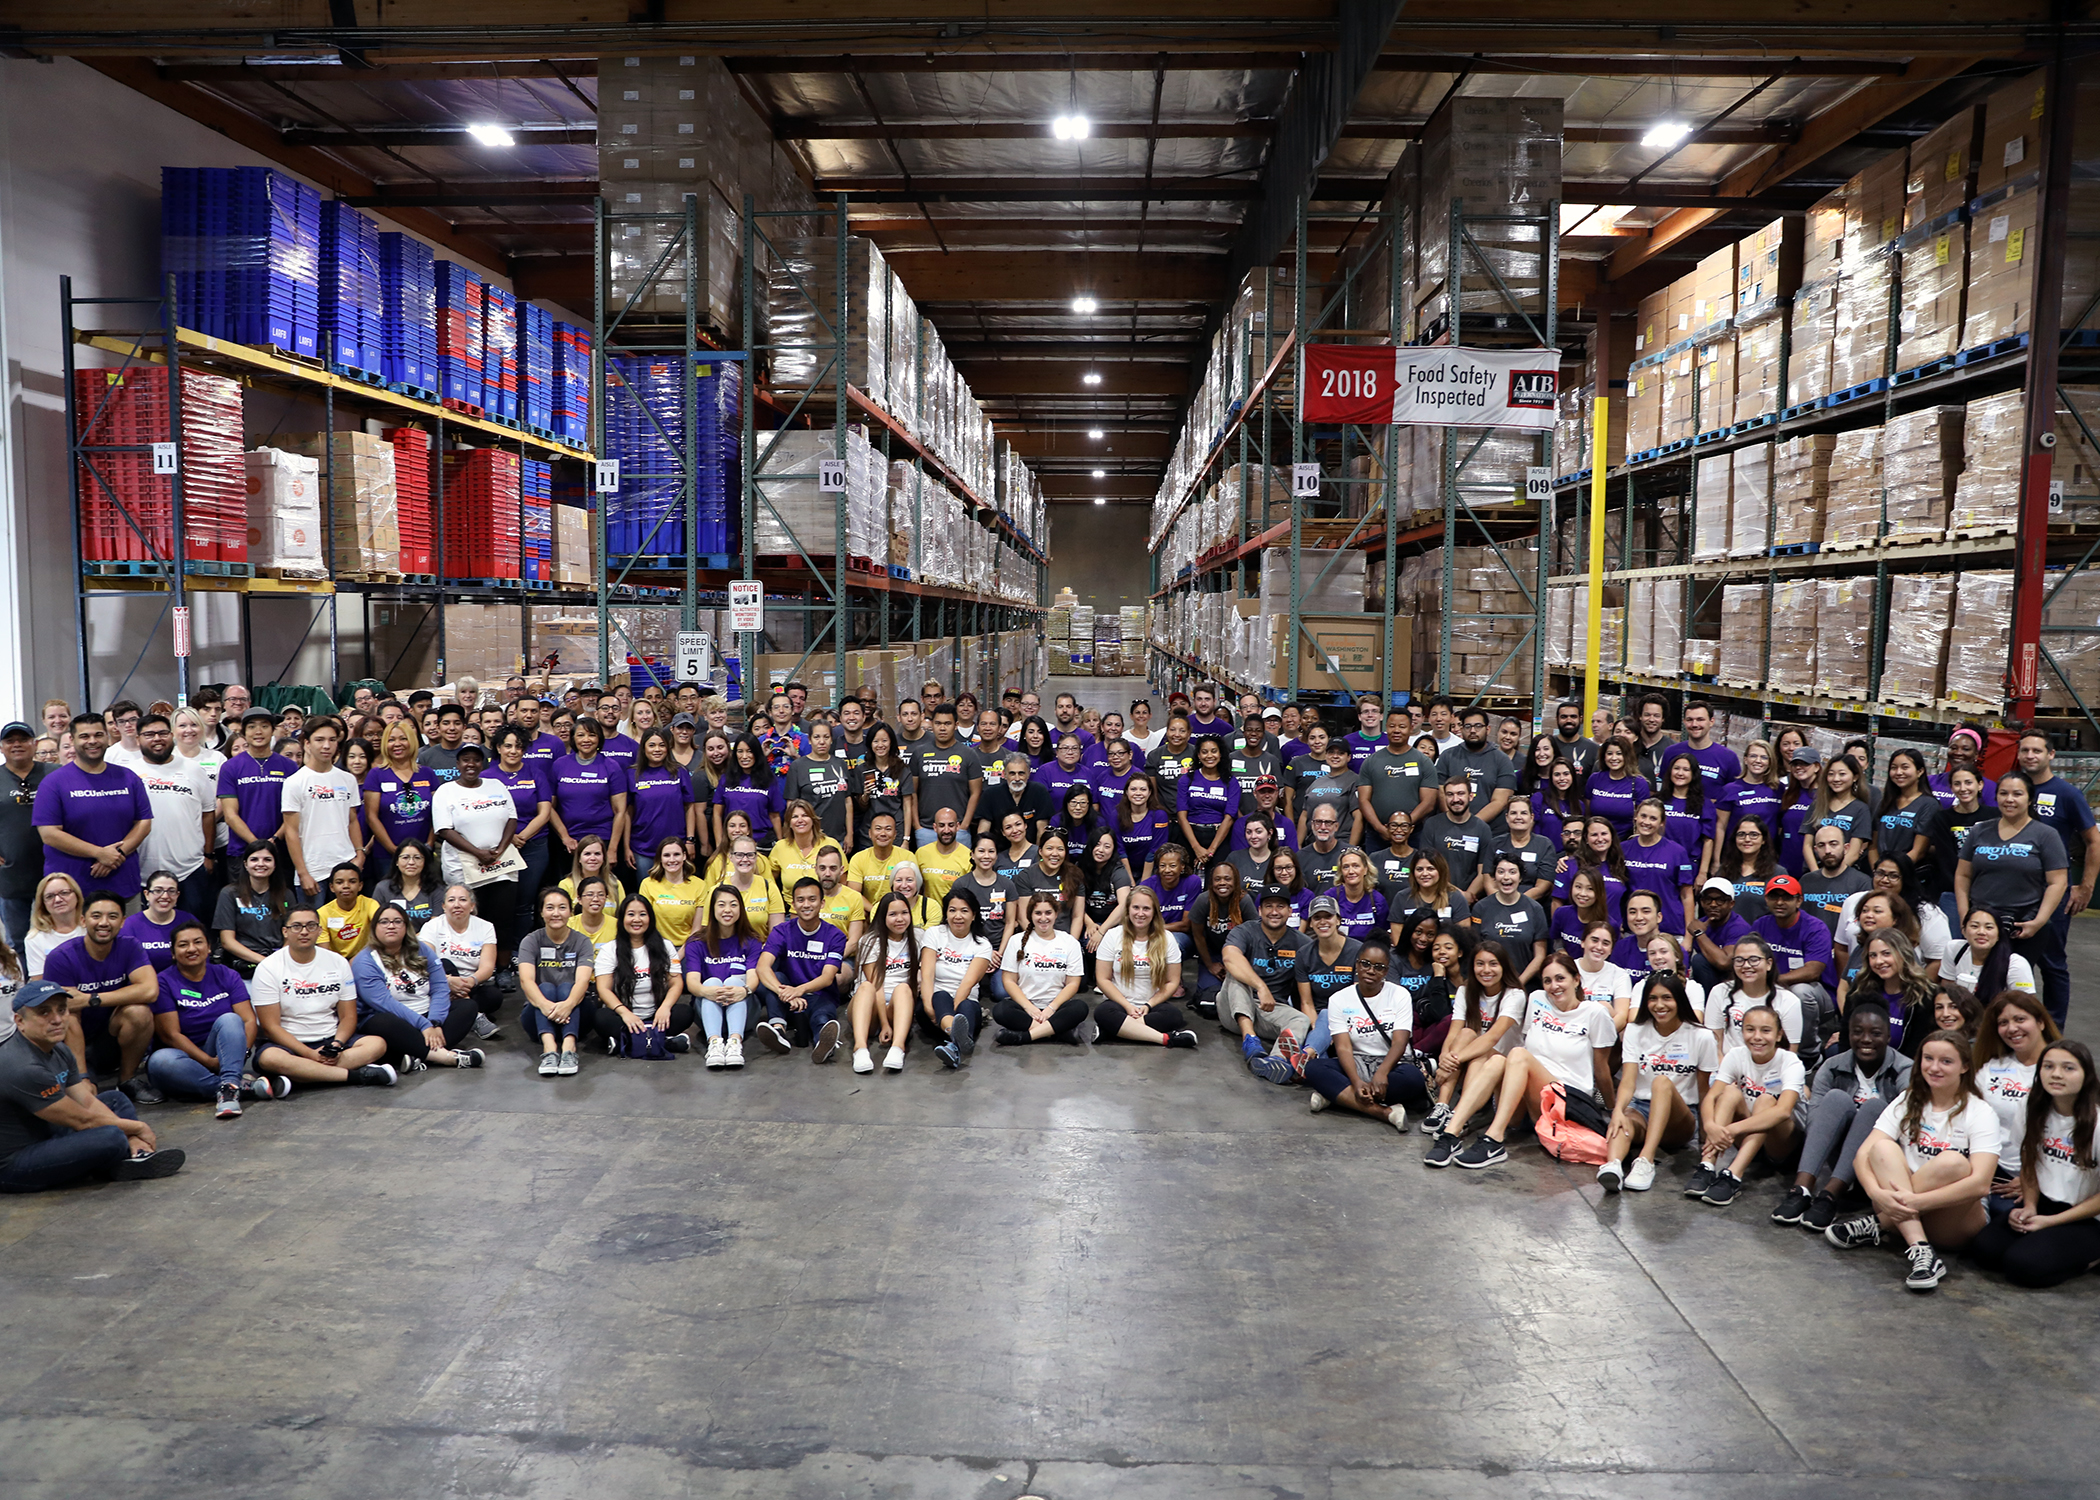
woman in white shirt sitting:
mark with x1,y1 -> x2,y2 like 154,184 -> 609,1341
1600,972 -> 1715,1193
1091,884 -> 1194,1050
920,886 -> 998,1069
993,892 -> 1089,1046
1301,936 -> 1412,1133
849,893 -> 919,1075
1448,951 -> 1617,1170
418,884 -> 501,1041
1967,1038 -> 2100,1287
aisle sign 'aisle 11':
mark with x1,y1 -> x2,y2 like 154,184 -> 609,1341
1299,343 -> 1557,431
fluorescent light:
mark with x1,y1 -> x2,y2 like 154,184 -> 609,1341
1087,428 -> 1104,439
467,123 -> 517,148
1082,371 -> 1103,386
1641,119 -> 1692,150
1094,497 -> 1107,505
1052,114 -> 1092,141
1071,296 -> 1098,314
1092,468 -> 1107,478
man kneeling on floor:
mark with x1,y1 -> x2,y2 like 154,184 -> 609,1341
0,980 -> 185,1191
755,877 -> 847,1061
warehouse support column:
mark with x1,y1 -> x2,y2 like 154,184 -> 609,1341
1583,392 -> 1610,723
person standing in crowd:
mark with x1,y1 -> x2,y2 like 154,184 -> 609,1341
362,721 -> 437,884
1415,776 -> 1489,900
429,742 -> 520,966
0,721 -> 53,953
1436,708 -> 1519,836
1748,875 -> 1832,1052
128,714 -> 215,924
787,721 -> 853,852
216,708 -> 296,854
280,718 -> 362,904
417,704 -> 468,784
550,717 -> 631,875
34,713 -> 152,909
1955,769 -> 2070,1026
0,981 -> 185,1191
1359,708 -> 1437,850
911,703 -> 984,853
1931,726 -> 1996,809
1661,701 -> 1740,790
2011,732 -> 2097,1028
1295,736 -> 1363,850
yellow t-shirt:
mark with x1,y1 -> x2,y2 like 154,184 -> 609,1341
639,875 -> 708,948
559,871 -> 625,909
770,836 -> 843,891
320,895 -> 379,958
819,884 -> 867,936
846,846 -> 915,903
912,839 -> 972,902
711,874 -> 784,931
571,909 -> 617,947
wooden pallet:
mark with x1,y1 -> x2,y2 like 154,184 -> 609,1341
254,566 -> 330,581
339,571 -> 407,584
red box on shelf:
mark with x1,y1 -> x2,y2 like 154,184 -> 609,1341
73,366 -> 247,565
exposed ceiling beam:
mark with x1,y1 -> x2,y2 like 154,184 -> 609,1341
942,341 -> 1205,361
158,59 -> 601,81
1609,54 -> 1985,279
728,52 -> 1314,75
341,181 -> 599,207
885,250 -> 1230,303
282,124 -> 595,146
1374,53 -> 1908,75
1002,432 -> 1176,460
1561,182 -> 1824,209
784,118 -> 1795,144
958,364 -> 1195,396
815,177 -> 1260,203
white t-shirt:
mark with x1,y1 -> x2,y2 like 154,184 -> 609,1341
1635,971 -> 1707,1026
251,947 -> 357,1043
134,755 -> 215,879
1458,983 -> 1529,1054
2034,1110 -> 2100,1206
1945,942 -> 2037,997
1129,728 -> 1166,754
1093,925 -> 1170,1005
182,746 -> 231,849
282,766 -> 363,879
431,779 -> 520,885
1703,983 -> 1803,1053
1833,895 -> 1951,965
1520,993 -> 1618,1093
1623,1020 -> 1719,1106
25,925 -> 82,981
1716,1044 -> 1808,1105
593,939 -> 680,1021
1328,981 -> 1414,1067
1872,1093 -> 2002,1174
1574,958 -> 1633,1014
857,932 -> 917,993
0,967 -> 19,1043
374,950 -> 437,1016
1976,1054 -> 2039,1173
106,742 -> 146,770
922,927 -> 997,997
1001,929 -> 1087,1004
420,915 -> 496,977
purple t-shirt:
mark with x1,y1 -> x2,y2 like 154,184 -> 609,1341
216,751 -> 298,843
1175,771 -> 1241,824
551,754 -> 632,840
120,910 -> 202,971
1082,739 -> 1147,773
1333,886 -> 1389,942
681,933 -> 763,988
1698,911 -> 1753,949
1609,934 -> 1659,978
1753,910 -> 1837,994
43,933 -> 150,998
1661,796 -> 1717,856
714,777 -> 785,834
1929,771 -> 1997,810
1344,730 -> 1384,771
1140,872 -> 1204,925
1117,808 -> 1172,871
1037,762 -> 1091,809
362,764 -> 440,851
520,731 -> 566,771
1552,860 -> 1628,926
600,733 -> 639,760
761,918 -> 845,988
630,764 -> 696,855
1718,780 -> 1784,840
1621,836 -> 1696,934
1549,903 -> 1590,954
1584,772 -> 1652,836
33,760 -> 154,897
488,764 -> 553,844
152,961 -> 249,1042
1530,792 -> 1583,849
1088,764 -> 1138,810
1660,741 -> 1741,787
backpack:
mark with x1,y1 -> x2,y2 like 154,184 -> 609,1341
1534,1083 -> 1611,1164
617,1025 -> 678,1060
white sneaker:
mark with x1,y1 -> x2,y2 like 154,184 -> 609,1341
884,1045 -> 906,1072
704,1037 -> 726,1069
853,1048 -> 874,1074
1309,1092 -> 1329,1114
724,1036 -> 744,1068
1597,1159 -> 1624,1193
1625,1158 -> 1656,1192
1386,1105 -> 1408,1135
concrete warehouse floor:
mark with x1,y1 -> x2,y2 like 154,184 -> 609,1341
4,678 -> 2096,1499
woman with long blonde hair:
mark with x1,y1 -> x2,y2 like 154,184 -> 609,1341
1091,883 -> 1191,1047
25,872 -> 86,980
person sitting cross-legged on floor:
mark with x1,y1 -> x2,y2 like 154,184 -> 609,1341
0,980 -> 186,1192
349,902 -> 487,1072
1304,937 -> 1417,1133
249,905 -> 399,1090
145,921 -> 280,1119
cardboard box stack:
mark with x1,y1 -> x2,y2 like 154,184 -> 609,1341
1547,584 -> 1575,668
1813,578 -> 1874,699
1734,312 -> 1786,426
1767,579 -> 1818,692
1880,574 -> 1955,703
553,503 -> 593,585
1627,579 -> 1655,672
1413,543 -> 1537,696
1787,276 -> 1840,409
1823,427 -> 1885,545
243,448 -> 325,578
1659,342 -> 1700,448
1730,443 -> 1774,556
1651,579 -> 1683,672
1625,365 -> 1662,455
1953,387 -> 2100,534
1694,453 -> 1732,559
1414,95 -> 1563,337
1770,435 -> 1836,549
1261,549 -> 1366,614
1946,569 -> 2015,708
1881,406 -> 1966,542
277,431 -> 400,574
1897,221 -> 1969,367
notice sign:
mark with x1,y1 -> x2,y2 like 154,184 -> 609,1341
1301,344 -> 1558,431
728,580 -> 764,633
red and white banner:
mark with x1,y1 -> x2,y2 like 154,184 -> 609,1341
1300,343 -> 1558,430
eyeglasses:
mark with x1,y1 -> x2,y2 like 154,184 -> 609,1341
1357,959 -> 1390,972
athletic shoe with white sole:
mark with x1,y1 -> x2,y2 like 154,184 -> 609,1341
724,1037 -> 744,1068
455,1049 -> 487,1069
1308,1091 -> 1330,1114
853,1048 -> 874,1075
1423,1132 -> 1460,1169
1826,1213 -> 1883,1250
705,1038 -> 726,1069
215,1083 -> 243,1119
756,1020 -> 791,1056
1904,1242 -> 1947,1292
1596,1159 -> 1624,1193
1453,1135 -> 1508,1169
1624,1158 -> 1656,1192
556,1051 -> 578,1076
1418,1102 -> 1454,1136
1683,1163 -> 1719,1199
812,1019 -> 841,1063
537,1053 -> 560,1077
884,1045 -> 906,1072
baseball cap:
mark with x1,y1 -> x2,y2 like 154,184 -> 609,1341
1307,893 -> 1341,918
12,979 -> 67,1014
1699,876 -> 1736,898
0,721 -> 33,739
1262,707 -> 1283,722
1257,888 -> 1292,906
240,707 -> 280,725
671,712 -> 697,729
1764,874 -> 1803,898
1254,773 -> 1279,792
1788,746 -> 1823,766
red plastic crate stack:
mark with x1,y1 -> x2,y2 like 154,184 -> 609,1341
72,366 -> 248,566
381,427 -> 434,575
439,447 -> 519,580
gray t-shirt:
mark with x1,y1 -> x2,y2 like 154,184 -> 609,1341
213,882 -> 287,960
787,755 -> 854,842
1359,748 -> 1434,825
0,1032 -> 77,1168
416,744 -> 461,783
1434,744 -> 1520,834
1298,768 -> 1362,826
519,925 -> 594,999
1300,841 -> 1345,892
911,742 -> 984,829
1416,811 -> 1490,892
1799,868 -> 1871,934
1476,893 -> 1548,953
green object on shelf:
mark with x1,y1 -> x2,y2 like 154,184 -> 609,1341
255,683 -> 343,717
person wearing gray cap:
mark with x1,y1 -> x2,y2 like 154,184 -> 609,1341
0,720 -> 53,953
0,980 -> 185,1192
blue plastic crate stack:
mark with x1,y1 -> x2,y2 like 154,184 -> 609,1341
603,355 -> 685,557
483,284 -> 517,422
551,323 -> 590,445
521,457 -> 553,582
694,358 -> 742,556
520,303 -> 555,435
317,201 -> 382,378
434,261 -> 485,407
375,232 -> 437,395
160,166 -> 321,359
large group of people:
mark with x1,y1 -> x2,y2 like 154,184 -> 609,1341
1,676 -> 2095,1296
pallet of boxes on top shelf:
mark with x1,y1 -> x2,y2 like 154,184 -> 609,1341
1952,387 -> 2100,537
1412,94 -> 1563,344
276,431 -> 399,578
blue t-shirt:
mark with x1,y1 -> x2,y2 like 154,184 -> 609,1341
682,933 -> 763,987
120,910 -> 202,971
1175,771 -> 1241,825
630,764 -> 697,855
152,961 -> 249,1042
215,750 -> 298,842
488,764 -> 553,844
2027,775 -> 2096,874
551,754 -> 632,840
1752,910 -> 1837,993
44,933 -> 150,999
32,760 -> 154,898
1584,772 -> 1651,836
761,919 -> 845,989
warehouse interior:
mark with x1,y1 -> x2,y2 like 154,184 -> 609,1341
5,3 -> 2100,1495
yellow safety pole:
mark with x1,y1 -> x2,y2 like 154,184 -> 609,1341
1583,392 -> 1609,722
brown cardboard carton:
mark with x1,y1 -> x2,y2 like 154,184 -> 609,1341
1897,222 -> 1969,366
1906,106 -> 1982,227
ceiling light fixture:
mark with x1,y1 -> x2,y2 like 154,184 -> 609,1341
1092,468 -> 1107,478
466,123 -> 517,148
1094,497 -> 1107,505
1082,371 -> 1103,386
1071,296 -> 1098,314
1087,428 -> 1104,439
1052,114 -> 1092,141
1641,119 -> 1692,150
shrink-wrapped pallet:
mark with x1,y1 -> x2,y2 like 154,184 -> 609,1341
1879,574 -> 1955,703
1767,579 -> 1817,692
1694,453 -> 1731,559
1787,276 -> 1839,409
1829,252 -> 1893,394
1659,346 -> 1699,447
765,235 -> 891,409
1625,368 -> 1663,455
1952,387 -> 2100,535
1881,405 -> 1965,543
1813,577 -> 1874,699
1945,570 -> 2014,709
244,448 -> 325,578
1733,312 -> 1786,426
750,427 -> 881,558
1718,583 -> 1766,684
1599,607 -> 1625,672
1547,584 -> 1575,667
1651,580 -> 1683,676
1896,223 -> 1969,367
1824,427 -> 1884,546
1682,636 -> 1720,676
1730,443 -> 1773,556
1626,580 -> 1655,673
2040,568 -> 2100,710
1696,334 -> 1736,436
1770,435 -> 1836,550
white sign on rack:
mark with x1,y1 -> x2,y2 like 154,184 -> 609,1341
728,580 -> 764,633
171,606 -> 191,658
1292,463 -> 1322,497
676,631 -> 712,681
817,458 -> 847,493
1525,467 -> 1553,505
595,458 -> 621,493
151,443 -> 179,476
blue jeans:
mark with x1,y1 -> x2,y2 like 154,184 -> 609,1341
0,1088 -> 138,1192
0,896 -> 30,955
146,1012 -> 248,1098
1307,1009 -> 1331,1056
913,827 -> 940,849
700,997 -> 748,1040
2037,908 -> 2073,1028
521,1004 -> 582,1041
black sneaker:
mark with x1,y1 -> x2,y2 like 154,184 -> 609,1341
1904,1241 -> 1947,1292
1803,1192 -> 1842,1233
1683,1163 -> 1720,1199
952,1017 -> 977,1059
811,1019 -> 841,1063
214,1083 -> 242,1120
1701,1170 -> 1744,1207
1769,1185 -> 1813,1225
455,1048 -> 487,1068
1423,1132 -> 1460,1169
110,1148 -> 186,1181
1418,1101 -> 1454,1136
665,1032 -> 692,1054
1453,1135 -> 1507,1170
352,1062 -> 399,1086
1166,1029 -> 1199,1049
121,1073 -> 166,1107
994,1027 -> 1029,1047
1826,1212 -> 1883,1250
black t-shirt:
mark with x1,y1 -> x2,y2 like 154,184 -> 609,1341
1189,891 -> 1257,952
1081,866 -> 1130,928
787,756 -> 854,842
1933,803 -> 1991,896
978,780 -> 1054,840
0,761 -> 51,900
1391,956 -> 1455,1029
214,882 -> 287,958
1293,936 -> 1363,1011
911,742 -> 984,829
1300,842 -> 1345,892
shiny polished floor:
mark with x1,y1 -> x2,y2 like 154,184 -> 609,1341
5,686 -> 2097,1499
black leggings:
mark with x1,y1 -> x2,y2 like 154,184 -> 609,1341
991,994 -> 1088,1039
357,1002 -> 478,1063
916,990 -> 983,1045
440,958 -> 503,1019
1091,996 -> 1186,1040
1967,1195 -> 2100,1288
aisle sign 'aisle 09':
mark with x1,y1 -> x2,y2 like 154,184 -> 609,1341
1300,344 -> 1558,430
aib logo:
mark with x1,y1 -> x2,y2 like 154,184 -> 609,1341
1509,370 -> 1557,409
